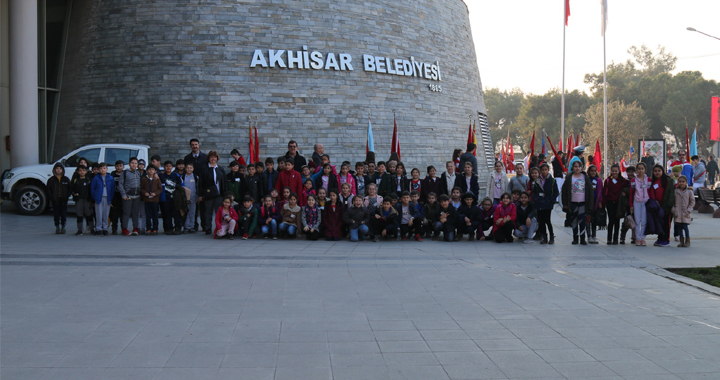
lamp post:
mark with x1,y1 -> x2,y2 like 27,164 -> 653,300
687,27 -> 720,158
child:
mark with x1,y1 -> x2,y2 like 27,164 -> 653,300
456,192 -> 480,241
214,196 -> 239,239
435,194 -> 457,242
367,162 -> 377,180
344,195 -> 370,241
394,191 -> 421,241
316,188 -> 328,210
119,157 -> 143,236
299,179 -> 316,207
492,193 -> 517,243
533,163 -> 559,244
455,162 -> 480,198
270,188 -> 279,205
277,187 -> 291,210
373,198 -> 399,242
72,165 -> 93,235
302,194 -> 322,241
511,189 -> 522,204
388,193 -> 399,208
136,159 -> 147,234
91,162 -> 115,236
527,167 -> 540,199
440,161 -> 457,197
245,164 -> 264,204
159,160 -> 182,235
257,196 -> 281,239
109,160 -> 125,234
174,159 -> 185,176
279,193 -> 302,239
236,195 -> 258,239
450,187 -> 462,209
354,162 -> 367,197
649,164 -> 675,247
263,158 -> 279,195
363,183 -> 383,213
141,165 -> 162,235
409,168 -> 422,195
374,161 -> 390,189
602,164 -> 629,245
421,166 -> 442,204
586,165 -> 603,244
323,189 -> 344,241
47,162 -> 70,234
423,192 -> 440,239
486,161 -> 509,205
314,163 -> 339,194
338,163 -> 357,195
339,183 -> 353,209
629,163 -> 651,246
562,161 -> 594,245
226,161 -> 246,201
238,164 -> 247,177
508,163 -> 529,195
620,166 -> 637,244
300,165 -> 314,189
514,192 -> 537,244
230,149 -> 246,166
477,197 -> 496,241
410,190 -> 424,236
671,176 -> 694,247
181,162 -> 199,233
71,157 -> 91,182
391,163 -> 410,194
255,162 -> 264,177
275,158 -> 303,196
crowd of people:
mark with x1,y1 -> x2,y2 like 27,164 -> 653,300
44,139 -> 714,248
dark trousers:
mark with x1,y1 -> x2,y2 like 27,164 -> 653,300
196,201 -> 206,231
53,202 -> 68,227
659,213 -> 672,242
537,209 -> 554,238
160,199 -> 182,232
373,219 -> 398,237
399,223 -> 417,237
433,221 -> 455,241
478,219 -> 493,239
145,202 -> 159,231
76,215 -> 92,231
203,197 -> 224,232
109,196 -> 123,231
494,221 -> 515,243
606,201 -> 620,243
235,217 -> 252,236
457,221 -> 480,238
305,229 -> 321,241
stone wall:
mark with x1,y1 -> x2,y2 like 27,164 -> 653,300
55,0 -> 489,175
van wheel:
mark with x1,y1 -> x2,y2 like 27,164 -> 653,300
14,185 -> 47,215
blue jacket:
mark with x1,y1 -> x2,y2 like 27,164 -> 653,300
91,173 -> 115,204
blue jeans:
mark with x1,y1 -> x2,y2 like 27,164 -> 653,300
279,222 -> 297,237
261,219 -> 278,236
350,224 -> 369,241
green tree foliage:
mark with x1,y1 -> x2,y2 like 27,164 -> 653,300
583,100 -> 650,163
484,87 -> 524,152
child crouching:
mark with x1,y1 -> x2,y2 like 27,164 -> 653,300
302,195 -> 322,241
214,196 -> 238,239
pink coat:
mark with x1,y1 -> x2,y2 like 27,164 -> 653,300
671,187 -> 695,224
338,173 -> 356,195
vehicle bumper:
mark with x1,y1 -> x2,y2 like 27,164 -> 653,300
1,191 -> 10,200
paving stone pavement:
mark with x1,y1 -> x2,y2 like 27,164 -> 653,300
1,208 -> 720,380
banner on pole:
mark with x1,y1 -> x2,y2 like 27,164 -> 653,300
712,96 -> 719,141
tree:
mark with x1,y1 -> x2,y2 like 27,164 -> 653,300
484,87 -> 524,152
583,100 -> 650,164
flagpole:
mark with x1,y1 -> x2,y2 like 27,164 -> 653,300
561,0 -> 567,148
602,24 -> 608,177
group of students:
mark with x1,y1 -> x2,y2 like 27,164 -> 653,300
44,140 -> 697,247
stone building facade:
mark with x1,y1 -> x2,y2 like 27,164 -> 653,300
55,0 -> 489,175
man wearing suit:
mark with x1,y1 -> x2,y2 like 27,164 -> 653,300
199,150 -> 226,234
184,138 -> 208,230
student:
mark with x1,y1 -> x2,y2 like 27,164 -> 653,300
180,162 -> 200,233
423,192 -> 440,238
275,158 -> 303,196
300,165 -> 314,188
435,194 -> 457,242
387,160 -> 397,176
421,166 -> 442,204
263,157 -> 279,195
91,162 -> 115,236
477,197 -> 496,241
450,187 -> 462,209
255,162 -> 265,177
279,192 -> 302,239
374,161 -> 390,191
492,193 -> 517,243
527,167 -> 540,200
372,198 -> 399,241
226,161 -> 245,201
338,163 -> 357,196
338,183 -> 353,210
302,194 -> 322,241
440,161 -> 457,197
245,163 -> 265,204
510,189 -> 522,204
230,148 -> 247,166
602,164 -> 629,245
532,163 -> 559,244
629,163 -> 651,246
344,195 -> 370,242
454,162 -> 480,198
354,162 -> 368,197
159,160 -> 183,235
47,162 -> 71,234
363,183 -> 383,213
71,157 -> 91,182
174,159 -> 185,176
649,164 -> 675,247
322,189 -> 344,241
72,165 -> 94,235
410,190 -> 424,236
141,164 -> 161,235
409,168 -> 422,195
388,193 -> 399,208
299,179 -> 316,207
507,163 -> 529,195
620,166 -> 637,244
672,176 -> 694,247
562,161 -> 594,245
136,159 -> 147,234
486,161 -> 509,205
390,163 -> 410,195
214,196 -> 239,239
109,160 -> 125,234
118,157 -> 143,236
199,150 -> 226,235
257,196 -> 281,239
394,190 -> 422,241
586,165 -> 603,244
314,163 -> 340,194
277,187 -> 290,211
366,162 -> 377,181
514,192 -> 537,244
236,195 -> 258,240
456,192 -> 480,241
316,188 -> 328,210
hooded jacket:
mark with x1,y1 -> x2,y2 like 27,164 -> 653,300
343,205 -> 370,230
119,168 -> 143,198
561,173 -> 595,211
456,194 -> 480,224
455,173 -> 480,198
47,163 -> 71,205
486,171 -> 510,200
91,172 -> 115,204
531,175 -> 559,210
671,186 -> 695,224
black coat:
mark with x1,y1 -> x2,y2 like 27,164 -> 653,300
281,152 -> 308,173
454,173 -> 480,198
184,151 -> 208,168
393,202 -> 421,223
437,205 -> 457,227
47,174 -> 71,205
199,165 -> 226,200
390,175 -> 410,195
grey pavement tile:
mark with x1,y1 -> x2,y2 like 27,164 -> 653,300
374,330 -> 424,341
54,354 -> 118,368
109,353 -> 171,368
655,359 -> 720,374
329,341 -> 381,354
535,349 -> 596,363
332,366 -> 393,380
37,368 -> 105,380
0,367 -> 50,380
327,331 -> 376,342
433,351 -> 493,366
419,330 -> 471,340
276,353 -> 330,368
331,353 -> 385,367
370,321 -> 417,331
387,365 -> 451,379
550,361 -> 618,378
164,353 -> 224,368
521,338 -> 579,350
273,366 -> 332,380
1,354 -> 65,367
442,364 -> 508,380
279,330 -> 327,342
120,341 -> 179,355
378,340 -> 431,353
154,368 -> 219,380
220,353 -> 277,368
464,328 -> 518,340
584,347 -> 646,362
215,367 -> 275,380
426,340 -> 481,352
97,368 -> 163,380
602,360 -> 673,376
14,341 -> 80,355
383,352 -> 439,366
277,342 -> 329,354
474,338 -> 529,351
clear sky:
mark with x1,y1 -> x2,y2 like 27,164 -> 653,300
466,0 -> 720,95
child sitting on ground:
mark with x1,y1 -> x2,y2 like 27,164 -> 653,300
373,198 -> 399,242
344,195 -> 370,242
257,195 -> 281,239
214,196 -> 239,240
279,192 -> 302,239
302,195 -> 322,241
237,195 -> 258,240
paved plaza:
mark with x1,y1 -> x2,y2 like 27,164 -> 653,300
1,207 -> 720,380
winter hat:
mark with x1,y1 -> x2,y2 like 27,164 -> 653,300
671,165 -> 683,174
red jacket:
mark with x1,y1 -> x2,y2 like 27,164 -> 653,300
214,206 -> 239,238
275,169 -> 303,196
492,203 -> 516,233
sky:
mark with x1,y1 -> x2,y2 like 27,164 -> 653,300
466,0 -> 720,95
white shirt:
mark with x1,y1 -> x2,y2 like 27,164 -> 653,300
445,172 -> 456,194
208,163 -> 219,193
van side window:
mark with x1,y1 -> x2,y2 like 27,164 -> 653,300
105,149 -> 139,165
64,148 -> 101,167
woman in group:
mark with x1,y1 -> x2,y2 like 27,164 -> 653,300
649,164 -> 675,247
602,164 -> 629,245
491,193 -> 516,243
562,160 -> 594,245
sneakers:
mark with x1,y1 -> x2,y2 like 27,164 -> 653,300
674,236 -> 680,242
415,234 -> 423,242
75,230 -> 83,236
272,235 -> 278,240
55,227 -> 62,234
590,236 -> 599,244
229,234 -> 234,240
653,239 -> 661,247
131,228 -> 139,236
61,227 -> 66,234
102,230 -> 109,236
242,234 -> 248,240
122,229 -> 131,236
658,240 -> 670,247
523,238 -> 534,244
580,236 -> 587,245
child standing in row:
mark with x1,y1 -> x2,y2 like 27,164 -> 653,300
141,165 -> 161,235
72,165 -> 94,235
47,163 -> 70,234
630,163 -> 651,246
672,176 -> 694,247
91,162 -> 115,236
